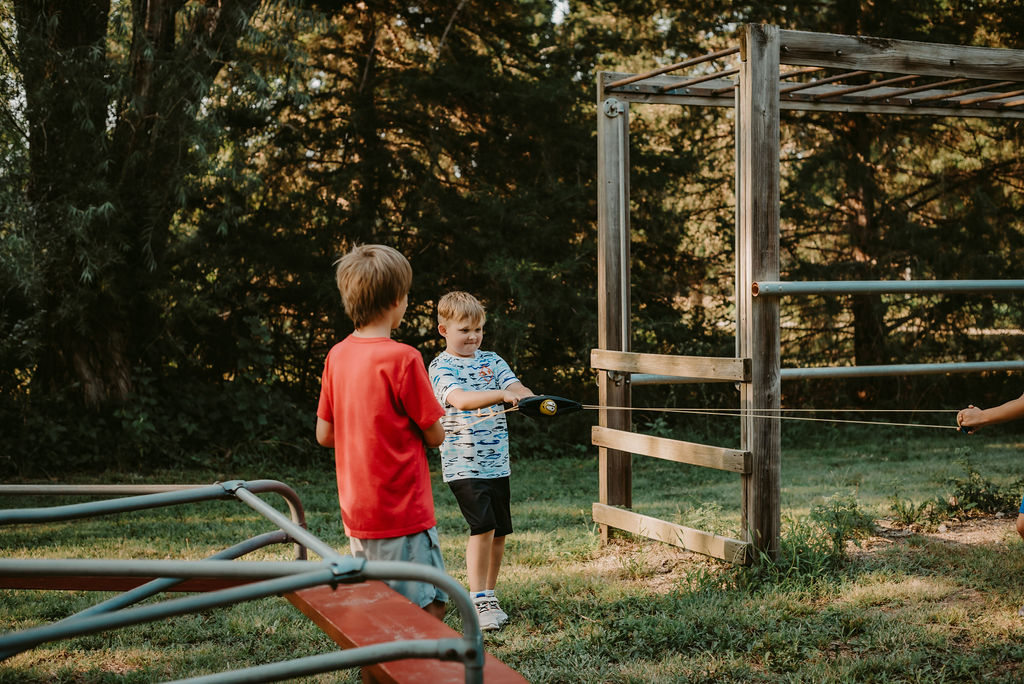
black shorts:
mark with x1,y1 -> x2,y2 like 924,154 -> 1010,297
448,476 -> 513,537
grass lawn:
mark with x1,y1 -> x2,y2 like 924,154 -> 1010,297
3,425 -> 1024,682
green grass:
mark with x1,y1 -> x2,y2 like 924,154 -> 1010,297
3,426 -> 1024,682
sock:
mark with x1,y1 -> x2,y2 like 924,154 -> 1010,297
484,589 -> 496,598
473,591 -> 487,599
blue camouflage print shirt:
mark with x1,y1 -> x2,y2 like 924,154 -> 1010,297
428,350 -> 520,482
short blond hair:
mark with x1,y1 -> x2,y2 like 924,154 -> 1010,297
335,244 -> 412,329
437,291 -> 486,326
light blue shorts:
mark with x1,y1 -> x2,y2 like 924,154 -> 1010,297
350,527 -> 448,608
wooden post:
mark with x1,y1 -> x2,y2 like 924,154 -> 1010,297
596,84 -> 632,538
736,24 -> 781,561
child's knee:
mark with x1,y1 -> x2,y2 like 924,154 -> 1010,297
1016,514 -> 1024,540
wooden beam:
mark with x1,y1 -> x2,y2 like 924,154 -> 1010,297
737,24 -> 782,561
599,72 -> 1024,120
778,27 -> 1024,81
592,503 -> 750,564
592,426 -> 750,473
590,349 -> 750,382
596,77 -> 633,520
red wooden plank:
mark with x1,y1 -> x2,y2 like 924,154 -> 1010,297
287,583 -> 528,684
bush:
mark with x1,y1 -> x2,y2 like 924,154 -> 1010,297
945,453 -> 1024,516
0,373 -> 318,478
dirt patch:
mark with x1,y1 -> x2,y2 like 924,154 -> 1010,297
853,515 -> 1018,557
587,536 -> 723,593
590,515 -> 1019,591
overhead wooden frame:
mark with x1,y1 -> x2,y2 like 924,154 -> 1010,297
594,25 -> 1024,565
601,28 -> 1024,120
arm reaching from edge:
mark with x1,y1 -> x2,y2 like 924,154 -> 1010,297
957,392 -> 1024,434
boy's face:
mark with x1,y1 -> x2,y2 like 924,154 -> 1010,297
438,316 -> 484,358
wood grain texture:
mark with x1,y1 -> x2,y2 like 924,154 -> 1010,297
591,349 -> 749,381
592,426 -> 750,473
778,28 -> 1024,80
592,503 -> 750,564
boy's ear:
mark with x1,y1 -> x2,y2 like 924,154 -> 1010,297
437,323 -> 447,336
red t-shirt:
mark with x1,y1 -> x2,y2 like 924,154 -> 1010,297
317,335 -> 444,539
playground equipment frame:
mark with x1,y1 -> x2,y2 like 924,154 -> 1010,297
0,481 -> 485,684
594,24 -> 1024,562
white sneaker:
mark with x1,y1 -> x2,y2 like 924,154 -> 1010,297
488,597 -> 509,626
473,595 -> 503,631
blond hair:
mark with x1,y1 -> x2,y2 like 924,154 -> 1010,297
335,244 -> 412,329
437,291 -> 486,326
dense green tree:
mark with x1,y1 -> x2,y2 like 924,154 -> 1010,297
2,0 -> 1023,474
4,0 -> 266,406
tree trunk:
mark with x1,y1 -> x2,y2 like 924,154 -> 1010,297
15,0 -> 261,406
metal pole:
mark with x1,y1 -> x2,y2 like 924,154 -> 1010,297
168,639 -> 482,684
752,279 -> 1024,296
0,566 -> 347,656
0,557 -> 483,683
0,480 -> 311,560
0,558 -> 353,581
0,532 -> 292,661
228,484 -> 340,561
0,483 -> 235,524
781,360 -> 1024,379
64,532 -> 290,618
633,360 -> 1024,384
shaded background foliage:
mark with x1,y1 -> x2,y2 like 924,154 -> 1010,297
1,0 -> 1023,476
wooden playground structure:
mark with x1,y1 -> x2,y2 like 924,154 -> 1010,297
593,24 -> 1024,563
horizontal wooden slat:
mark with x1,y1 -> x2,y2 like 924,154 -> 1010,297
601,72 -> 1024,120
593,503 -> 750,564
591,349 -> 750,382
778,28 -> 1024,81
592,426 -> 750,473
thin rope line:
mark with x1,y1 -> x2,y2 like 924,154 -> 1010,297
448,406 -> 520,433
581,405 -> 957,430
581,406 -> 959,414
451,403 -> 961,434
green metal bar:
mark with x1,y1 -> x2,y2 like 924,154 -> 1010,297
67,532 -> 290,618
0,531 -> 291,661
168,639 -> 481,684
0,483 -> 486,682
0,557 -> 484,683
0,565 -> 352,656
752,279 -> 1024,296
0,483 -> 231,524
227,483 -> 340,562
0,480 -> 310,560
0,558 -> 343,580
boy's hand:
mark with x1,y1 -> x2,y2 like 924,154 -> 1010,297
502,385 -> 535,406
502,389 -> 524,406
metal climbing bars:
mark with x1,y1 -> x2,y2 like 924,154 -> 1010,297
0,481 -> 486,684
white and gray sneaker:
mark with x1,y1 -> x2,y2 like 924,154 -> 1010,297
473,595 -> 503,631
488,597 -> 509,626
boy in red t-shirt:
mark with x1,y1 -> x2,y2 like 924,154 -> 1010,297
316,244 -> 447,619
